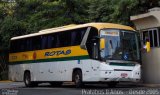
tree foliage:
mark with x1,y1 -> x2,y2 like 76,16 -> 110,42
0,0 -> 160,49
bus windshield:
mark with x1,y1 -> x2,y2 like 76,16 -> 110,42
100,29 -> 140,61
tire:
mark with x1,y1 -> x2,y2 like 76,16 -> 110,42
24,72 -> 37,87
107,82 -> 118,88
50,82 -> 63,87
73,70 -> 83,88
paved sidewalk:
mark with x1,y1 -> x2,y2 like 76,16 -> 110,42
0,80 -> 12,83
140,84 -> 160,88
0,81 -> 160,89
0,82 -> 24,89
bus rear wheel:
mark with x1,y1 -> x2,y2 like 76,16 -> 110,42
73,70 -> 83,88
24,72 -> 37,87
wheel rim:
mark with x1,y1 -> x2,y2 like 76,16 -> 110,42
25,74 -> 30,85
75,74 -> 80,84
25,77 -> 29,84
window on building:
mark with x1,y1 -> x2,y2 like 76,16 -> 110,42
149,30 -> 153,47
143,31 -> 149,45
153,30 -> 158,47
142,28 -> 159,48
158,28 -> 160,46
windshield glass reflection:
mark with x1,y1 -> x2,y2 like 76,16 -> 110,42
100,29 -> 140,61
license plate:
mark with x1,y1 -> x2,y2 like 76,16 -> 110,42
121,73 -> 128,78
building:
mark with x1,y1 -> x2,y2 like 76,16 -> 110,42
131,7 -> 160,84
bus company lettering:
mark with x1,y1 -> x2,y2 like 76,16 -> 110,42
45,49 -> 71,56
11,56 -> 17,60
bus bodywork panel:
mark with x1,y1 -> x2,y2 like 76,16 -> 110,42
9,59 -> 141,82
9,45 -> 88,63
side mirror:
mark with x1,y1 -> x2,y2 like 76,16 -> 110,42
100,38 -> 105,50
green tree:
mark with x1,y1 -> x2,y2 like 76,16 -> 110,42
60,0 -> 89,23
14,0 -> 43,20
111,0 -> 140,25
88,0 -> 114,22
0,0 -> 160,49
88,0 -> 145,25
0,17 -> 27,48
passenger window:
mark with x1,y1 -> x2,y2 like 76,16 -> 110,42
59,32 -> 71,47
41,36 -> 48,49
71,28 -> 87,45
32,36 -> 41,50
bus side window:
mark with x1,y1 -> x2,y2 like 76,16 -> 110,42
32,36 -> 41,50
71,31 -> 77,45
47,33 -> 60,48
20,39 -> 25,52
71,28 -> 87,46
59,32 -> 71,47
25,38 -> 32,51
41,35 -> 48,49
71,30 -> 81,45
10,40 -> 17,53
53,33 -> 59,47
16,40 -> 20,52
48,35 -> 52,48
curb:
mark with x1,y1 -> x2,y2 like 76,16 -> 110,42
141,84 -> 160,87
0,80 -> 12,83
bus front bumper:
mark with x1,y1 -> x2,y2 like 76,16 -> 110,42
99,70 -> 141,82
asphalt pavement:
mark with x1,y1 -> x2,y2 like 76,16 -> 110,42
0,81 -> 160,95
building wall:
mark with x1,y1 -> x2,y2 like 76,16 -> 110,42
141,28 -> 160,83
131,8 -> 160,83
133,16 -> 159,30
142,48 -> 160,83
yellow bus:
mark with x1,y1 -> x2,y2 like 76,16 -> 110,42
9,23 -> 141,87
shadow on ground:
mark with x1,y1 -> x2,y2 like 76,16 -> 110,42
20,82 -> 142,89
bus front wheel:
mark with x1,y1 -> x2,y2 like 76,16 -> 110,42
73,70 -> 83,88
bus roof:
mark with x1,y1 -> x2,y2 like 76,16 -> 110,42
11,23 -> 135,40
